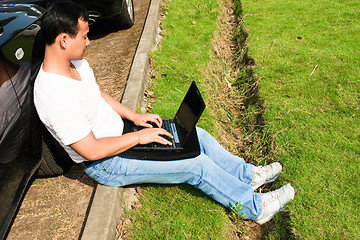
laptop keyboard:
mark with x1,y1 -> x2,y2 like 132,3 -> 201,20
162,120 -> 180,143
141,120 -> 178,149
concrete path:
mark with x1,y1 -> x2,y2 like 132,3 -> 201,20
80,0 -> 161,239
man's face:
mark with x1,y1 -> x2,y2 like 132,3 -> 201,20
66,19 -> 90,60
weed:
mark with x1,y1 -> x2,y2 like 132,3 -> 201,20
190,0 -> 216,19
229,201 -> 245,222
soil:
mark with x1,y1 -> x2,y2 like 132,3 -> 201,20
6,0 -> 150,239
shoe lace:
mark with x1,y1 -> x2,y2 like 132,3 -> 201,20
254,165 -> 271,181
261,189 -> 281,207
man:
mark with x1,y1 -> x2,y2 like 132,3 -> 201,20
34,1 -> 295,224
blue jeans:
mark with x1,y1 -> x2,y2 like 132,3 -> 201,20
84,127 -> 262,220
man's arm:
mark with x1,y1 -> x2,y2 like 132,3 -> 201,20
70,127 -> 173,161
70,90 -> 172,161
100,90 -> 162,128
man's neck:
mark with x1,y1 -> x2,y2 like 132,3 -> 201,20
42,48 -> 81,81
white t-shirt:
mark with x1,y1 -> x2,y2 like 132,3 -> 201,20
34,59 -> 124,163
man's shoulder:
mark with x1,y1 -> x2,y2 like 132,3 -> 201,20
34,66 -> 71,95
34,64 -> 57,87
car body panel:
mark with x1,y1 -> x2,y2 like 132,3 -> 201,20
0,4 -> 42,64
1,0 -> 126,21
0,4 -> 43,238
0,4 -> 43,46
0,60 -> 43,239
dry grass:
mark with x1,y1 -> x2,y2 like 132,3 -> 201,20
202,0 -> 245,153
201,0 -> 275,238
205,0 -> 275,167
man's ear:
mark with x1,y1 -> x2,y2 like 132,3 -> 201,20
60,34 -> 68,49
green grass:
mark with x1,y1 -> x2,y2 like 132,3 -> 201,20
147,0 -> 219,132
240,0 -> 360,238
126,0 -> 360,238
126,0 -> 235,238
127,184 -> 232,239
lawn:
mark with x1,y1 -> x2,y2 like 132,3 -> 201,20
126,0 -> 236,239
240,0 -> 360,238
126,0 -> 360,238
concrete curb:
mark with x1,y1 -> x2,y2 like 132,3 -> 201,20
121,0 -> 161,111
80,0 -> 161,239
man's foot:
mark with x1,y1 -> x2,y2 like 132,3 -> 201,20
255,183 -> 295,224
250,162 -> 283,190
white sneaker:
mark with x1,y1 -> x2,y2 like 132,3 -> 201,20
255,183 -> 295,224
250,162 -> 283,190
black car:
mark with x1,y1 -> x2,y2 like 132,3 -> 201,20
0,1 -> 134,239
1,0 -> 135,29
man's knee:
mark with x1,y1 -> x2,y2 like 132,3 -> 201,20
191,153 -> 215,171
196,127 -> 210,141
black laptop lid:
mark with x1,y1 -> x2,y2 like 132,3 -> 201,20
174,81 -> 206,145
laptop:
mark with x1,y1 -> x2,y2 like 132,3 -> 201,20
121,81 -> 205,160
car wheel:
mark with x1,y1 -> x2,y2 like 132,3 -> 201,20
115,0 -> 134,29
36,130 -> 73,177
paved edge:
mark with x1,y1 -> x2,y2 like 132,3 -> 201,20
80,0 -> 161,239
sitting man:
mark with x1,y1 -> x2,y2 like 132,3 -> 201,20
33,1 -> 295,224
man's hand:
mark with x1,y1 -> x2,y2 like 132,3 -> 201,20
136,127 -> 173,146
132,113 -> 163,128
131,113 -> 173,146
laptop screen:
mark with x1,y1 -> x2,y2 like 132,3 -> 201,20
174,81 -> 205,143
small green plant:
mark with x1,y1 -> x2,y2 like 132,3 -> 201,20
229,201 -> 245,222
190,0 -> 215,19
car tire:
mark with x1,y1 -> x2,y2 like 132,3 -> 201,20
115,0 -> 135,29
36,130 -> 73,177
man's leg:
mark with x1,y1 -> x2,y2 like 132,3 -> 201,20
84,154 -> 263,220
196,127 -> 255,184
197,127 -> 282,189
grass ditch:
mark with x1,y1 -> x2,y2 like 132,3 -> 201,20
124,0 -> 284,239
125,0 -> 359,238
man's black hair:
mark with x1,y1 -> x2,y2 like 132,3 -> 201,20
41,1 -> 89,45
